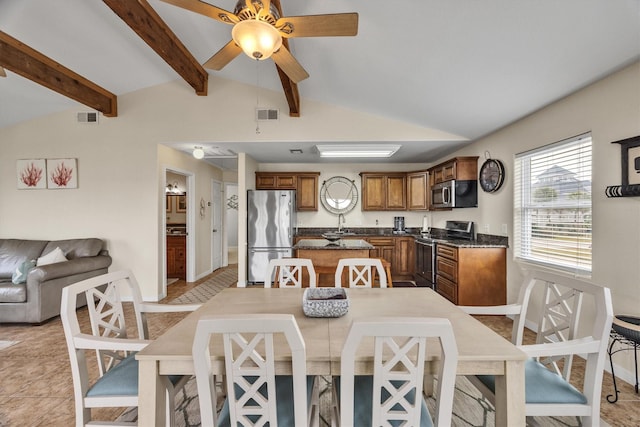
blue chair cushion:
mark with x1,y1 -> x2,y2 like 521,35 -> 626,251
476,358 -> 588,405
217,375 -> 316,427
86,352 -> 184,397
334,376 -> 433,427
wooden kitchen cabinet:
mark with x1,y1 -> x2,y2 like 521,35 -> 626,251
393,237 -> 415,279
296,174 -> 319,211
429,157 -> 478,185
167,235 -> 186,280
255,172 -> 296,189
255,172 -> 320,211
435,244 -> 506,305
360,173 -> 407,211
407,170 -> 429,210
366,237 -> 395,267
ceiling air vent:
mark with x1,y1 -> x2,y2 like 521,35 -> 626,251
256,108 -> 279,121
77,112 -> 98,124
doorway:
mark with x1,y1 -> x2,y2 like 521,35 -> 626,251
211,180 -> 223,271
164,169 -> 195,288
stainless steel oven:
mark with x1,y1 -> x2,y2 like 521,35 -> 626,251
414,238 -> 436,288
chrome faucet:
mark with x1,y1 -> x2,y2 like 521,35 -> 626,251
338,213 -> 345,233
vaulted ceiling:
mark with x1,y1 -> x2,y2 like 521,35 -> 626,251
1,0 -> 639,166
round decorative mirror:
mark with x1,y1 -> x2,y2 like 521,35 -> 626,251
320,176 -> 358,214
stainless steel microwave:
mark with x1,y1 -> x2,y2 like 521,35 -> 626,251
431,180 -> 478,209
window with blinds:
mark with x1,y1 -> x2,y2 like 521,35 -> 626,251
514,133 -> 592,274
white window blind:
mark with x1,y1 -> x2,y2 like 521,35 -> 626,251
514,133 -> 592,274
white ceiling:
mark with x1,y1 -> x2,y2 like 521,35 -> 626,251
1,0 -> 639,170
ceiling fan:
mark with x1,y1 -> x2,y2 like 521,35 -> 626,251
161,0 -> 358,83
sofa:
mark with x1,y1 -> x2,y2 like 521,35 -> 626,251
0,238 -> 112,324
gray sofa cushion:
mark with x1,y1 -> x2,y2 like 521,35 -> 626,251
0,240 -> 48,279
42,238 -> 103,260
0,282 -> 27,303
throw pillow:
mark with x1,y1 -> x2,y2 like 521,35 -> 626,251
36,247 -> 68,266
12,260 -> 36,284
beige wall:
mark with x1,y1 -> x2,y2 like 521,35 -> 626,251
2,62 -> 638,379
443,61 -> 640,379
1,75 -> 453,296
252,62 -> 640,380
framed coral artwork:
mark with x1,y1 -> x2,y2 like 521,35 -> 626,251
17,159 -> 47,189
47,158 -> 78,189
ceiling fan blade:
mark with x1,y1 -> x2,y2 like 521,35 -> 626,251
0,66 -> 6,77
160,0 -> 238,25
271,46 -> 309,83
276,13 -> 358,38
203,40 -> 242,70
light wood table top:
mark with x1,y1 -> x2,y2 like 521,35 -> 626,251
137,287 -> 526,426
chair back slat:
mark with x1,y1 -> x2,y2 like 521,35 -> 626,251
340,317 -> 458,426
193,313 -> 309,427
264,258 -> 317,288
335,258 -> 387,288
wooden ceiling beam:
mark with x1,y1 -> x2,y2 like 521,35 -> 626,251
271,0 -> 300,117
0,31 -> 117,117
103,0 -> 208,96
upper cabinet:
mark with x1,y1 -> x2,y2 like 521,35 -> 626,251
360,172 -> 407,211
255,173 -> 297,189
406,170 -> 429,211
430,157 -> 478,184
255,172 -> 320,211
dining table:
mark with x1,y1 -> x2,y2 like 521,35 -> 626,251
136,287 -> 527,426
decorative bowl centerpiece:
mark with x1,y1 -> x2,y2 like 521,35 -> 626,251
302,288 -> 349,318
322,232 -> 343,242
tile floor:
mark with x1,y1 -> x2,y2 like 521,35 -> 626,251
0,267 -> 638,426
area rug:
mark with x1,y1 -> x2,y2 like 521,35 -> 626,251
170,266 -> 237,304
118,374 -> 589,426
0,340 -> 19,351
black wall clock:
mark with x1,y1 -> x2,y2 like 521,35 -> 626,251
479,158 -> 505,193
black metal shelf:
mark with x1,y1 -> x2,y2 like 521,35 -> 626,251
605,184 -> 640,198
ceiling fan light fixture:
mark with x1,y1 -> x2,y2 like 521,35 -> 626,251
232,19 -> 282,60
316,144 -> 401,158
193,146 -> 205,159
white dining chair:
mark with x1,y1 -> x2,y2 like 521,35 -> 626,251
334,317 -> 458,427
192,313 -> 320,427
459,270 -> 613,427
60,270 -> 200,426
264,257 -> 317,288
334,258 -> 387,288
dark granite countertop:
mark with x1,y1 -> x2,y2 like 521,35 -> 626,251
293,238 -> 374,250
296,227 -> 508,248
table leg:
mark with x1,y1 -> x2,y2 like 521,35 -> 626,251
494,359 -> 525,427
138,359 -> 166,426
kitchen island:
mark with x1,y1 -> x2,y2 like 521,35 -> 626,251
293,238 -> 374,286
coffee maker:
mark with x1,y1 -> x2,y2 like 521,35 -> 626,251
393,216 -> 406,234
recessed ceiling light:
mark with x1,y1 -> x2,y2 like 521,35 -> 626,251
315,144 -> 401,158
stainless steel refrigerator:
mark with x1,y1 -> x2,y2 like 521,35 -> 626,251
247,190 -> 296,283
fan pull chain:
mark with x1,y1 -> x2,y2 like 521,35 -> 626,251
255,60 -> 261,134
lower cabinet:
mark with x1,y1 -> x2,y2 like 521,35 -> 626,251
296,235 -> 416,282
167,235 -> 186,280
436,244 -> 506,305
393,237 -> 415,279
366,237 -> 395,273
